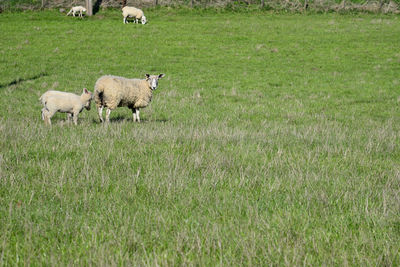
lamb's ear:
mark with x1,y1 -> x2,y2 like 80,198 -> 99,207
145,74 -> 150,80
158,74 -> 165,79
84,88 -> 89,94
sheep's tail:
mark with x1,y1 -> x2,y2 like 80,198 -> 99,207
39,95 -> 46,106
94,80 -> 105,107
39,94 -> 46,120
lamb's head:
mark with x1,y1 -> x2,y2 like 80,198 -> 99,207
81,88 -> 93,110
82,7 -> 87,12
146,74 -> 165,90
141,16 -> 147,24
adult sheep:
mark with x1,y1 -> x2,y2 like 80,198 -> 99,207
66,6 -> 87,18
122,6 -> 147,24
94,74 -> 165,123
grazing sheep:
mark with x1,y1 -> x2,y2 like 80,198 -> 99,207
66,6 -> 87,18
122,6 -> 147,24
94,74 -> 165,123
39,88 -> 93,125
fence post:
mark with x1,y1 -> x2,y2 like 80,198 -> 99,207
86,0 -> 93,16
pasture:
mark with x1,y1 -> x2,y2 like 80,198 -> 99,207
0,8 -> 400,265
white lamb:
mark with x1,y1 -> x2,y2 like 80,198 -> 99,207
39,88 -> 93,125
66,6 -> 87,18
94,73 -> 165,123
122,6 -> 147,24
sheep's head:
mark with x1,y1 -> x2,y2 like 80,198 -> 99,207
141,16 -> 147,24
83,7 -> 87,12
82,88 -> 93,110
146,74 -> 165,90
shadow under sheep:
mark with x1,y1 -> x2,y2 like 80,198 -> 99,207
91,116 -> 168,124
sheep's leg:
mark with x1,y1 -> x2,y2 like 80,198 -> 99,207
124,16 -> 127,24
105,108 -> 111,123
133,110 -> 137,122
131,107 -> 137,122
97,106 -> 104,123
136,109 -> 140,123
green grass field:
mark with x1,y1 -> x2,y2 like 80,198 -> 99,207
1,8 -> 400,265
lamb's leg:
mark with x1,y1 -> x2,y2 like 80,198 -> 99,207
45,115 -> 51,125
67,113 -> 72,123
105,108 -> 112,123
73,112 -> 79,125
44,110 -> 55,125
42,109 -> 47,123
41,108 -> 46,120
124,16 -> 127,24
73,11 -> 76,17
97,106 -> 104,123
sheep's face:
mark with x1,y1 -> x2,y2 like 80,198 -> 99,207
141,16 -> 147,24
85,98 -> 92,110
82,8 -> 87,12
146,74 -> 165,90
82,88 -> 93,110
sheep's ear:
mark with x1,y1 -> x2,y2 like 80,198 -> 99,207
158,74 -> 165,79
84,88 -> 89,94
145,74 -> 150,80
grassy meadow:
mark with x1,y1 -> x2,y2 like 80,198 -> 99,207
0,8 -> 400,265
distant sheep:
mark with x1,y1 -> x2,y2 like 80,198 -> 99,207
122,6 -> 147,24
66,6 -> 87,18
40,89 -> 93,125
94,74 -> 165,123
